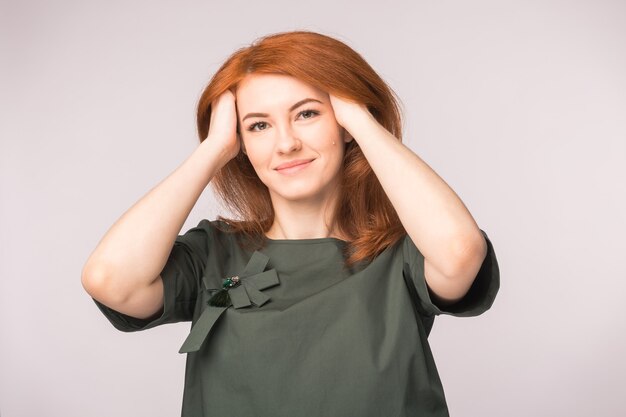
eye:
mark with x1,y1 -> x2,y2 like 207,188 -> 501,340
298,109 -> 319,120
246,109 -> 320,132
247,121 -> 268,132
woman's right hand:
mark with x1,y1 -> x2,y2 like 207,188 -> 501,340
206,89 -> 241,164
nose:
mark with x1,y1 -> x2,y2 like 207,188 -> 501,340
275,123 -> 301,154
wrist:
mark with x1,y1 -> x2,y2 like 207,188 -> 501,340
345,109 -> 381,140
200,136 -> 236,167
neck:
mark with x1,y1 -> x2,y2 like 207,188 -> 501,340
266,189 -> 343,240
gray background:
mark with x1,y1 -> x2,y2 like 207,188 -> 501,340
1,0 -> 625,416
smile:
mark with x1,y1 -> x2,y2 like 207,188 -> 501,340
275,160 -> 314,175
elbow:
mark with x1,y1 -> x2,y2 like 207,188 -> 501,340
81,263 -> 105,298
81,264 -> 131,307
449,232 -> 488,283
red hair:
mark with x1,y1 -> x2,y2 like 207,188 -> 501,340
196,30 -> 407,269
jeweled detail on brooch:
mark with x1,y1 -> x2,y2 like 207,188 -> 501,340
222,276 -> 240,289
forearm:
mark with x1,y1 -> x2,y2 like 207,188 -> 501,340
82,138 -> 229,300
351,113 -> 483,276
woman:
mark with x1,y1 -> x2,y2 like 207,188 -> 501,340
82,30 -> 500,416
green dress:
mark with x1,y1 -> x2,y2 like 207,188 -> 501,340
94,219 -> 500,416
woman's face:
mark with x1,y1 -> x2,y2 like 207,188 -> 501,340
235,73 -> 352,205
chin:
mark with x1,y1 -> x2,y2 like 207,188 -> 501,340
273,190 -> 321,202
268,183 -> 328,202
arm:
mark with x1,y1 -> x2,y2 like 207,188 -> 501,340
329,95 -> 488,305
81,91 -> 239,319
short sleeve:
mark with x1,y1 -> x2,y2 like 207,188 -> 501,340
402,229 -> 500,317
93,219 -> 211,332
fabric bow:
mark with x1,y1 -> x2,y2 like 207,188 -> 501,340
178,250 -> 279,353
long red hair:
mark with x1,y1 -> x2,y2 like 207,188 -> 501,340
196,30 -> 407,270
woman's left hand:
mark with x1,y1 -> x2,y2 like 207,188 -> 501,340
328,94 -> 374,140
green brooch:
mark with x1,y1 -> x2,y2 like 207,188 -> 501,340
179,251 -> 280,353
208,275 -> 241,307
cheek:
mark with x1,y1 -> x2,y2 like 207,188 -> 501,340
311,123 -> 341,146
242,137 -> 258,156
322,125 -> 344,151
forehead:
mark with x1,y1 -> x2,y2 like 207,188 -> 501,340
235,73 -> 326,111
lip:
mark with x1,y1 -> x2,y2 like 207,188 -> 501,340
274,158 -> 315,171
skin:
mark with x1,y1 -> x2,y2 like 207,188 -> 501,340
329,89 -> 488,306
82,72 -> 488,320
235,73 -> 354,240
236,73 -> 488,306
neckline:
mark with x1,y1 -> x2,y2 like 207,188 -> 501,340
263,236 -> 347,244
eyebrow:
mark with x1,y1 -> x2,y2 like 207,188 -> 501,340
241,98 -> 323,122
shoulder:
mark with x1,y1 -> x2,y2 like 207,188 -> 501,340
186,219 -> 235,238
202,219 -> 259,254
176,219 -> 238,254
